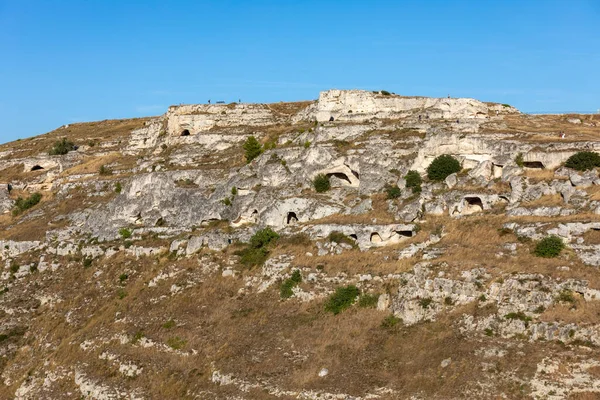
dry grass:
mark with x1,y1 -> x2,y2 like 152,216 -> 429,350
523,168 -> 558,182
539,299 -> 600,325
497,114 -> 600,142
0,118 -> 152,158
524,194 -> 564,207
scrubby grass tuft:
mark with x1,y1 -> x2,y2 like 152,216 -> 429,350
325,285 -> 360,314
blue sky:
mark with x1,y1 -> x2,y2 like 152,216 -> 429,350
1,0 -> 599,143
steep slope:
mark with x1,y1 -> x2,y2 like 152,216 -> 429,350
1,90 -> 600,399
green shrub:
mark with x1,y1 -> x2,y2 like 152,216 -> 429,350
556,289 -> 575,304
82,257 -> 93,268
427,155 -> 461,181
404,170 -> 422,192
515,153 -> 524,168
98,165 -> 112,175
222,197 -> 232,206
381,314 -> 401,328
380,90 -> 391,96
313,174 -> 331,193
280,269 -> 302,298
304,141 -> 311,148
119,273 -> 128,283
114,182 -> 122,193
419,298 -> 433,309
358,293 -> 379,308
49,138 -> 76,155
565,151 -> 600,171
243,136 -> 262,163
504,311 -> 532,323
534,235 -> 564,258
231,186 -> 238,196
384,183 -> 402,199
327,231 -> 355,246
12,192 -> 42,215
117,289 -> 127,299
167,336 -> 186,350
324,285 -> 360,314
118,228 -> 132,239
237,228 -> 280,267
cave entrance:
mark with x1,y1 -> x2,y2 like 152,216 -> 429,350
370,232 -> 382,243
523,161 -> 544,169
464,196 -> 484,214
286,211 -> 298,225
181,129 -> 191,136
395,230 -> 413,238
327,172 -> 352,185
349,233 -> 358,241
30,165 -> 44,171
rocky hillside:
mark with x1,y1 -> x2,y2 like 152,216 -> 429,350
1,89 -> 600,399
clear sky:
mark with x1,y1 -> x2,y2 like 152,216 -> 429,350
1,0 -> 599,143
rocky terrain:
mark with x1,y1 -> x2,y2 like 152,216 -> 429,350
1,89 -> 600,399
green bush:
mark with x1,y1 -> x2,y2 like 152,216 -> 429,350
313,174 -> 331,193
427,155 -> 461,181
222,197 -> 232,206
231,186 -> 238,196
114,182 -> 122,193
49,138 -> 76,155
119,228 -> 132,239
504,311 -> 532,323
324,285 -> 360,314
384,183 -> 402,199
380,90 -> 391,96
304,140 -> 311,148
12,192 -> 42,216
243,136 -> 262,163
237,227 -> 280,267
534,235 -> 564,258
280,269 -> 302,298
565,151 -> 600,171
358,293 -> 379,308
404,170 -> 422,192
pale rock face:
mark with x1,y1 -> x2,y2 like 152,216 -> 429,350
0,183 -> 13,214
306,90 -> 493,122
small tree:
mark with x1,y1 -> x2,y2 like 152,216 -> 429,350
404,170 -> 422,193
565,151 -> 600,171
534,235 -> 565,258
243,136 -> 262,163
313,174 -> 331,193
384,183 -> 401,199
49,138 -> 76,155
427,155 -> 461,181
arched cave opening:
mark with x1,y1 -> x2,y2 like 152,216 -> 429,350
286,211 -> 298,225
181,129 -> 191,136
30,165 -> 44,171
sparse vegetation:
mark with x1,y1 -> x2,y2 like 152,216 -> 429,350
236,227 -> 280,267
325,285 -> 360,314
534,235 -> 564,258
515,153 -> 524,168
231,186 -> 238,196
427,155 -> 461,181
49,138 -> 76,155
565,151 -> 600,171
243,136 -> 262,163
119,228 -> 132,239
114,182 -> 122,193
313,174 -> 331,193
328,231 -> 355,246
167,336 -> 186,350
304,140 -> 311,148
358,293 -> 379,308
98,165 -> 113,175
384,183 -> 402,199
12,192 -> 42,216
381,314 -> 401,328
380,90 -> 391,96
280,269 -> 302,299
